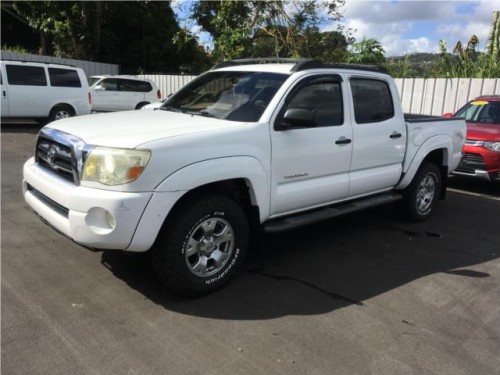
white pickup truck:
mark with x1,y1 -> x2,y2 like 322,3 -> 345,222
23,59 -> 466,295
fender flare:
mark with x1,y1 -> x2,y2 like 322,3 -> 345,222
127,156 -> 270,252
156,156 -> 270,222
396,135 -> 452,190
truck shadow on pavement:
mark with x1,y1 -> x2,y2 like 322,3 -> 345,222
101,193 -> 499,320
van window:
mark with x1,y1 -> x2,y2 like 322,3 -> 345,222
48,68 -> 82,87
119,79 -> 152,92
350,78 -> 394,124
5,65 -> 47,86
100,78 -> 118,91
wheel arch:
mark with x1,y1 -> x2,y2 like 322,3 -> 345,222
396,135 -> 451,192
48,103 -> 76,119
135,101 -> 150,110
127,157 -> 268,252
50,102 -> 76,113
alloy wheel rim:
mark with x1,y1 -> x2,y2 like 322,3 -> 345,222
185,217 -> 234,277
416,173 -> 436,214
55,111 -> 70,120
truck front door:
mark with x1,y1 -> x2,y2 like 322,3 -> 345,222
270,74 -> 352,216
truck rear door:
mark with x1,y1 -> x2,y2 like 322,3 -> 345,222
347,76 -> 406,197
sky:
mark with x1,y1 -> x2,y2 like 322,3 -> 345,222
339,0 -> 500,56
172,0 -> 500,57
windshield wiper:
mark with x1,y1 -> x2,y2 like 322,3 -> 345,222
198,110 -> 219,119
160,105 -> 181,112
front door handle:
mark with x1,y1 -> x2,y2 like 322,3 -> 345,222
390,132 -> 402,139
335,137 -> 352,145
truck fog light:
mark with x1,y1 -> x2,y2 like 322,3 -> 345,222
86,207 -> 116,234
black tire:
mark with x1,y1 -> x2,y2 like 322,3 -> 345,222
151,194 -> 249,296
400,161 -> 441,222
135,102 -> 149,110
48,105 -> 75,122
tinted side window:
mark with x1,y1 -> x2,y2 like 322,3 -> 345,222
119,79 -> 152,92
100,79 -> 118,91
5,65 -> 47,86
350,78 -> 394,124
280,78 -> 343,127
48,68 -> 82,87
479,102 -> 500,124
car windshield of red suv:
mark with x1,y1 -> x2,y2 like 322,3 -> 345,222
455,100 -> 500,125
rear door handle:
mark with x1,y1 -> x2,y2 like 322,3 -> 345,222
335,137 -> 352,145
390,132 -> 402,139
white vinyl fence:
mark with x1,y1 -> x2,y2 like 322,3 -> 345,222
395,78 -> 500,116
141,74 -> 500,116
138,74 -> 197,99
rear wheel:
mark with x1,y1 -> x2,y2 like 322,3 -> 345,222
48,105 -> 74,122
400,162 -> 441,222
151,194 -> 249,296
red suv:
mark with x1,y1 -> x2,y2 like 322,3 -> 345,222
448,96 -> 500,183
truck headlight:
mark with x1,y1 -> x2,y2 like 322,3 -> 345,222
82,147 -> 151,185
484,141 -> 500,152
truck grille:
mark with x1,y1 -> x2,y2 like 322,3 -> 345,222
34,128 -> 91,185
37,137 -> 74,182
455,153 -> 486,174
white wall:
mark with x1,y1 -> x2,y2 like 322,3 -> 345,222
141,74 -> 500,115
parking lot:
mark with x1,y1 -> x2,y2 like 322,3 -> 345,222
2,122 -> 500,375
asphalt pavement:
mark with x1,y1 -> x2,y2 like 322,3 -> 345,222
2,122 -> 499,375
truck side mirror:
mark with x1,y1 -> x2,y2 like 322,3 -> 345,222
276,108 -> 316,130
442,112 -> 453,118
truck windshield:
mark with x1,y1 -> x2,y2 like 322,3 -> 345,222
161,71 -> 288,122
455,100 -> 500,125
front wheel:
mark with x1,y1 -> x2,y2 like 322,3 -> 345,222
151,194 -> 249,296
400,162 -> 441,222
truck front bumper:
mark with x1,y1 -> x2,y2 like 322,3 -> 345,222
22,157 -> 183,251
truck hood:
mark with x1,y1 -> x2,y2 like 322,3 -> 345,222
466,122 -> 500,142
46,110 -> 243,148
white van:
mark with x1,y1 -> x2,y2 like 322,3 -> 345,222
0,60 -> 91,122
88,75 -> 161,112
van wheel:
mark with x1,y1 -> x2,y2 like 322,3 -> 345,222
151,194 -> 249,296
135,102 -> 149,109
49,105 -> 74,122
400,162 -> 441,222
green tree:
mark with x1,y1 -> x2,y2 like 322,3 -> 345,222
347,38 -> 385,64
12,1 -> 208,74
298,28 -> 348,62
191,0 -> 350,61
486,11 -> 500,70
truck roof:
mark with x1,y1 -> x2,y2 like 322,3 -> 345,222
212,58 -> 389,75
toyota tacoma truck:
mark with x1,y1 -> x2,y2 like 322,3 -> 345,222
23,59 -> 466,296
